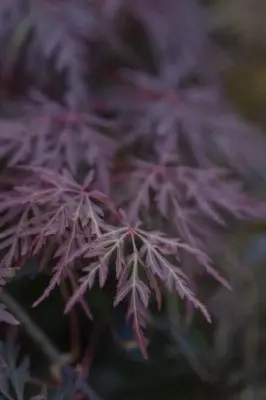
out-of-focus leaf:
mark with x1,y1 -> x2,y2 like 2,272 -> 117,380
0,337 -> 30,400
0,302 -> 19,325
243,233 -> 266,266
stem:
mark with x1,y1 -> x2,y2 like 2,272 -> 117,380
0,288 -> 102,400
0,288 -> 60,365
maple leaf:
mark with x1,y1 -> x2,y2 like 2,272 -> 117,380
116,158 -> 266,233
65,220 -> 212,357
0,167 -> 111,303
0,95 -> 118,192
0,337 -> 30,399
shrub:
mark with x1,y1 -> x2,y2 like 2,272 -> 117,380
0,0 -> 265,360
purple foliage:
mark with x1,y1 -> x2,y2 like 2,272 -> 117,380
0,0 -> 265,356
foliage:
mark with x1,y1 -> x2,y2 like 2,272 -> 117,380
0,335 -> 79,400
0,0 -> 266,368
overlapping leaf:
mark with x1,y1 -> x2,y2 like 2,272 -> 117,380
0,0 -> 265,359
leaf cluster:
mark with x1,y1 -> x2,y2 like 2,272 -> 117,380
0,0 -> 265,357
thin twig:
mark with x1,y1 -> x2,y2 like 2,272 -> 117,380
0,288 -> 102,400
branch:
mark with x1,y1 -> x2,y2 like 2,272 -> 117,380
0,288 -> 102,400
